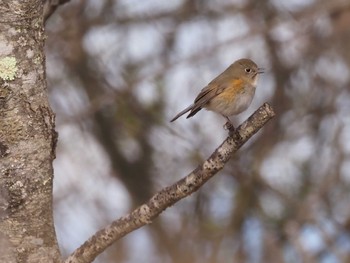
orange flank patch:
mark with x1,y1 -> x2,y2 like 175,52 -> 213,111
229,78 -> 245,93
216,78 -> 244,100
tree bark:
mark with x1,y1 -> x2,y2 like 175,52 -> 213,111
0,1 -> 60,262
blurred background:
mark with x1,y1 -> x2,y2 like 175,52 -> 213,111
45,0 -> 350,262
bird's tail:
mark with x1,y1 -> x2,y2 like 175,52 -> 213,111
170,104 -> 195,122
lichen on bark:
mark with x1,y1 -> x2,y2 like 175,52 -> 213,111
0,57 -> 17,81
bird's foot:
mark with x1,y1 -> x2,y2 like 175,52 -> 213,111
223,121 -> 235,133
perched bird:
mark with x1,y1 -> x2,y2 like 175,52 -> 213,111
170,58 -> 263,128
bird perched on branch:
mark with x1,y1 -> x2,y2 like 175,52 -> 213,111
170,58 -> 264,129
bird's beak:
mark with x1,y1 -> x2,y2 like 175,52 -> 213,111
258,68 -> 264,74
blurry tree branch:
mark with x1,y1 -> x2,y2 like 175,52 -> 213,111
43,0 -> 71,22
64,103 -> 275,263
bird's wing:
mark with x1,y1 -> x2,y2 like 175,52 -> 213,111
171,76 -> 238,121
192,80 -> 228,109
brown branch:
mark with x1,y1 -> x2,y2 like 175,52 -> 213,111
64,103 -> 275,263
43,0 -> 71,22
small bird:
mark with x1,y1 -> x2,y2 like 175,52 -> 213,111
170,58 -> 263,129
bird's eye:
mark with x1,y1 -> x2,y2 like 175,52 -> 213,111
245,68 -> 251,73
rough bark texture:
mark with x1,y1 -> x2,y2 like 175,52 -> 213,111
65,103 -> 275,263
0,1 -> 60,262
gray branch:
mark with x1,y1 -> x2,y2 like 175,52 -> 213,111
64,103 -> 275,263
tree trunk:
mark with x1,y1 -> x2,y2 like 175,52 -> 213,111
0,1 -> 60,262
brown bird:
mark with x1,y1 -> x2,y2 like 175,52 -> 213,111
170,58 -> 263,126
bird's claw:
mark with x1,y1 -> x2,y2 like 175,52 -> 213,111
223,121 -> 235,133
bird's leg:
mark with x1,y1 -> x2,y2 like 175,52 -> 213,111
223,116 -> 235,132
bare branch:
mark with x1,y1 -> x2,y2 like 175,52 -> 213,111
43,0 -> 71,22
64,103 -> 275,263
